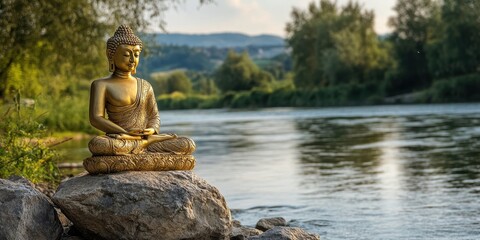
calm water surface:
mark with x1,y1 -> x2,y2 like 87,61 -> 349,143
61,104 -> 480,240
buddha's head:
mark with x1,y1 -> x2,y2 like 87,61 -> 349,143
106,25 -> 143,74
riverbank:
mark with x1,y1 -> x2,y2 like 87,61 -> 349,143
155,73 -> 480,110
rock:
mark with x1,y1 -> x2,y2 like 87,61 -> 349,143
248,226 -> 320,240
7,175 -> 35,187
53,171 -> 232,240
8,175 -> 56,199
0,178 -> 63,240
61,225 -> 84,240
232,220 -> 243,228
231,225 -> 262,240
56,208 -> 72,228
255,217 -> 287,231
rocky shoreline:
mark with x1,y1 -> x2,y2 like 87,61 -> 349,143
0,172 -> 320,240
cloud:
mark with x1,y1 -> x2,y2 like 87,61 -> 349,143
228,0 -> 260,13
225,0 -> 277,34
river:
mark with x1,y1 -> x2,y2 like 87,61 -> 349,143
58,103 -> 480,240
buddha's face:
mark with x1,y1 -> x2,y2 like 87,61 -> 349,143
113,44 -> 141,73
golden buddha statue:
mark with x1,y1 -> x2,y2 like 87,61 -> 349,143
83,25 -> 196,174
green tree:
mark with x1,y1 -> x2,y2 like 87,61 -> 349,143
427,0 -> 480,78
197,78 -> 218,95
257,55 -> 292,81
286,0 -> 391,89
214,51 -> 273,92
0,0 -> 208,99
329,2 -> 391,84
152,71 -> 192,94
286,0 -> 336,88
387,0 -> 441,95
166,71 -> 192,94
189,72 -> 218,95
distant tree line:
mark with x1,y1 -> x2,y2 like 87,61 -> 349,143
157,0 -> 480,109
137,44 -> 287,79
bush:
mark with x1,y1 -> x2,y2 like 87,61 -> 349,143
230,92 -> 252,108
157,93 -> 220,110
426,74 -> 480,102
158,80 -> 387,109
267,88 -> 296,107
0,99 -> 60,183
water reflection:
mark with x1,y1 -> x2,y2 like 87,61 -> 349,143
292,110 -> 480,239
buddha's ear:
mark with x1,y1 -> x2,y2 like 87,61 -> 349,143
106,49 -> 114,72
109,59 -> 115,72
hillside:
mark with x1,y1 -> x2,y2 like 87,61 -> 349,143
152,32 -> 285,48
136,32 -> 290,77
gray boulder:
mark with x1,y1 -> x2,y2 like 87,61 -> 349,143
255,217 -> 287,231
53,171 -> 232,240
231,220 -> 262,240
249,226 -> 320,240
0,177 -> 63,240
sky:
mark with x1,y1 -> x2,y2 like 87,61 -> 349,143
159,0 -> 397,37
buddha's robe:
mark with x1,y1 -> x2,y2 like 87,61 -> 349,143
88,78 -> 195,156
